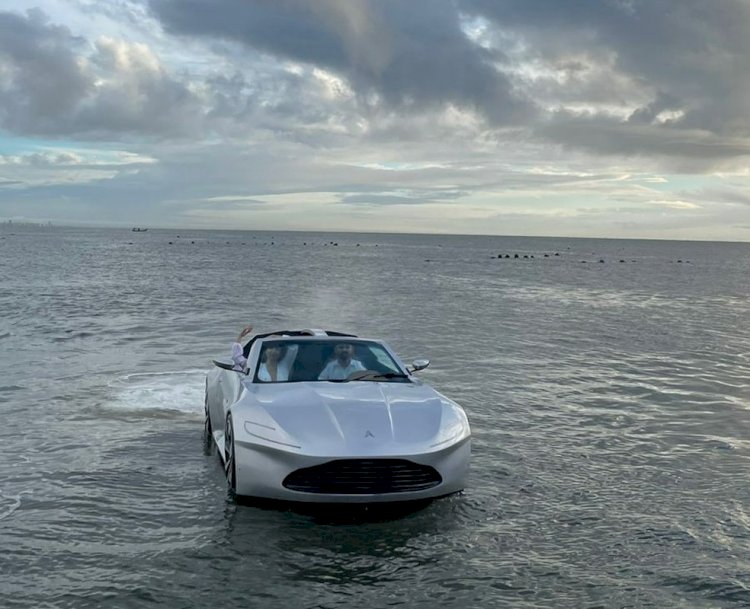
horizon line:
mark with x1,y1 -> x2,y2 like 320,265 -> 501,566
2,219 -> 749,245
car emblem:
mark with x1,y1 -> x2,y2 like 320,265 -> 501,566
365,430 -> 374,438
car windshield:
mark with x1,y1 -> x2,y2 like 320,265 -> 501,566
252,339 -> 409,383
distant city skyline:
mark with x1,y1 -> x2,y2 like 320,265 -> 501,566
2,1 -> 750,241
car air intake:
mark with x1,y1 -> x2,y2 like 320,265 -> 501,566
283,459 -> 442,494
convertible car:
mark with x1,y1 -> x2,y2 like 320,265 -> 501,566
204,329 -> 471,503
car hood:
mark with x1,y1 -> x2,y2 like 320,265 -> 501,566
237,381 -> 468,456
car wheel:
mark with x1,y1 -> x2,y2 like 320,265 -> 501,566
224,414 -> 237,493
202,386 -> 213,455
204,390 -> 212,435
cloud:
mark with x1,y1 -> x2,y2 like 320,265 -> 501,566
141,0 -> 750,167
5,2 -> 750,164
0,9 -> 203,138
0,148 -> 155,167
148,0 -> 533,125
0,10 -> 90,133
340,189 -> 465,206
689,187 -> 750,207
648,199 -> 701,210
462,0 -> 750,146
0,147 -> 157,188
535,113 -> 750,167
2,2 -> 750,238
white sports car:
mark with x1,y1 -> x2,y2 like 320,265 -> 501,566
204,329 -> 471,503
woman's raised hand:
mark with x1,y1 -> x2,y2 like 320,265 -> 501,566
236,325 -> 254,342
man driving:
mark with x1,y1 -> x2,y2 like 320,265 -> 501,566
318,342 -> 366,380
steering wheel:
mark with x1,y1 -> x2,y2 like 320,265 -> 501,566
346,369 -> 377,381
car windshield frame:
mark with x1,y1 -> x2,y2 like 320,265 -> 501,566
250,337 -> 410,384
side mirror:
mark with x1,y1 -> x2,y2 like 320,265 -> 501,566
213,359 -> 238,372
408,359 -> 430,373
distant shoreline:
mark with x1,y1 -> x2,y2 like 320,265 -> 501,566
1,222 -> 748,245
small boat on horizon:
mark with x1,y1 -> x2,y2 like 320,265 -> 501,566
131,227 -> 148,232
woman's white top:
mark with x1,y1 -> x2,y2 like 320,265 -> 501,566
231,342 -> 298,381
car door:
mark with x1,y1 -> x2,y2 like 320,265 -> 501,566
206,367 -> 241,432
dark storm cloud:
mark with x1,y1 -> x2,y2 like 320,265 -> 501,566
4,0 -> 750,171
148,0 -> 531,124
0,9 -> 202,138
0,10 -> 90,134
462,0 -> 750,143
145,0 -> 750,163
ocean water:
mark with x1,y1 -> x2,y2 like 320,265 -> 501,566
1,226 -> 750,608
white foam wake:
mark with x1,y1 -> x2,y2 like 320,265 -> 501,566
107,370 -> 206,415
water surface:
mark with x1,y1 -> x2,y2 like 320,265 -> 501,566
1,227 -> 749,608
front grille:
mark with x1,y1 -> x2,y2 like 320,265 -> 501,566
283,459 -> 442,494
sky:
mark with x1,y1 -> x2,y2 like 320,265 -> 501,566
1,0 -> 750,240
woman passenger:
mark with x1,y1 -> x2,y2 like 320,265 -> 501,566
230,325 -> 298,381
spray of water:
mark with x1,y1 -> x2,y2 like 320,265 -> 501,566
106,370 -> 206,416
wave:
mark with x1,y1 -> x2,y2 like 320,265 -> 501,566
0,489 -> 32,522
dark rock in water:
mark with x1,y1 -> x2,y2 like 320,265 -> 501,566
168,241 -> 173,244
356,244 -> 360,246
677,259 -> 683,263
530,255 -> 535,258
523,255 -> 528,259
514,254 -> 519,258
599,259 -> 605,263
581,260 -> 587,263
555,252 -> 560,256
334,243 -> 338,246
619,259 -> 625,263
544,254 -> 549,257
505,254 -> 510,258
